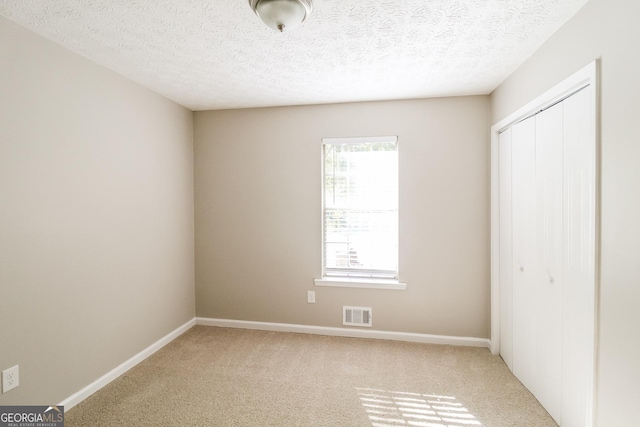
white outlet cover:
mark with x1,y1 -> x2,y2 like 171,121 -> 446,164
2,365 -> 19,393
307,291 -> 316,304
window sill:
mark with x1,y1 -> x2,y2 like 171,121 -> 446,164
314,277 -> 407,290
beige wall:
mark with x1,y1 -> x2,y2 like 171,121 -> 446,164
491,0 -> 640,424
195,96 -> 491,338
0,17 -> 195,405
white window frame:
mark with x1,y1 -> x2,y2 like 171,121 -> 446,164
314,136 -> 406,290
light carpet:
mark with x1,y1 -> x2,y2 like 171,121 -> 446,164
65,326 -> 557,426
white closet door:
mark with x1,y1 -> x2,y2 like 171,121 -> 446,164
511,116 -> 537,392
534,102 -> 564,423
499,128 -> 513,370
562,87 -> 596,427
496,65 -> 597,426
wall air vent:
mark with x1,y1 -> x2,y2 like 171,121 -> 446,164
343,306 -> 372,327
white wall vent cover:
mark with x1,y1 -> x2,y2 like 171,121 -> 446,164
343,306 -> 372,327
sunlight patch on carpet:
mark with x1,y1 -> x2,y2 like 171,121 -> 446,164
356,388 -> 482,427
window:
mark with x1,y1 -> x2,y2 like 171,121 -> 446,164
316,136 -> 404,289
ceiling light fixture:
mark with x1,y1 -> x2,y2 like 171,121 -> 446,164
249,0 -> 313,32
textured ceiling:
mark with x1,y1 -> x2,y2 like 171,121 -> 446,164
0,0 -> 588,111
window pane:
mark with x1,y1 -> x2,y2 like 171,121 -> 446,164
322,138 -> 398,278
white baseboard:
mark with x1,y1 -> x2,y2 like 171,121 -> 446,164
59,318 -> 196,410
59,317 -> 489,411
196,317 -> 490,348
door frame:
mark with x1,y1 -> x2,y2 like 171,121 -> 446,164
489,59 -> 600,416
490,60 -> 601,423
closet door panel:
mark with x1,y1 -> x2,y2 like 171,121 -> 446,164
511,116 -> 537,393
562,87 -> 596,427
534,102 -> 564,423
499,128 -> 514,370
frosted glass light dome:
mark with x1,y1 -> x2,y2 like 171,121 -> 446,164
249,0 -> 313,32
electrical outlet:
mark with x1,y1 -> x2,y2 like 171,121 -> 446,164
307,290 -> 316,304
2,365 -> 19,393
